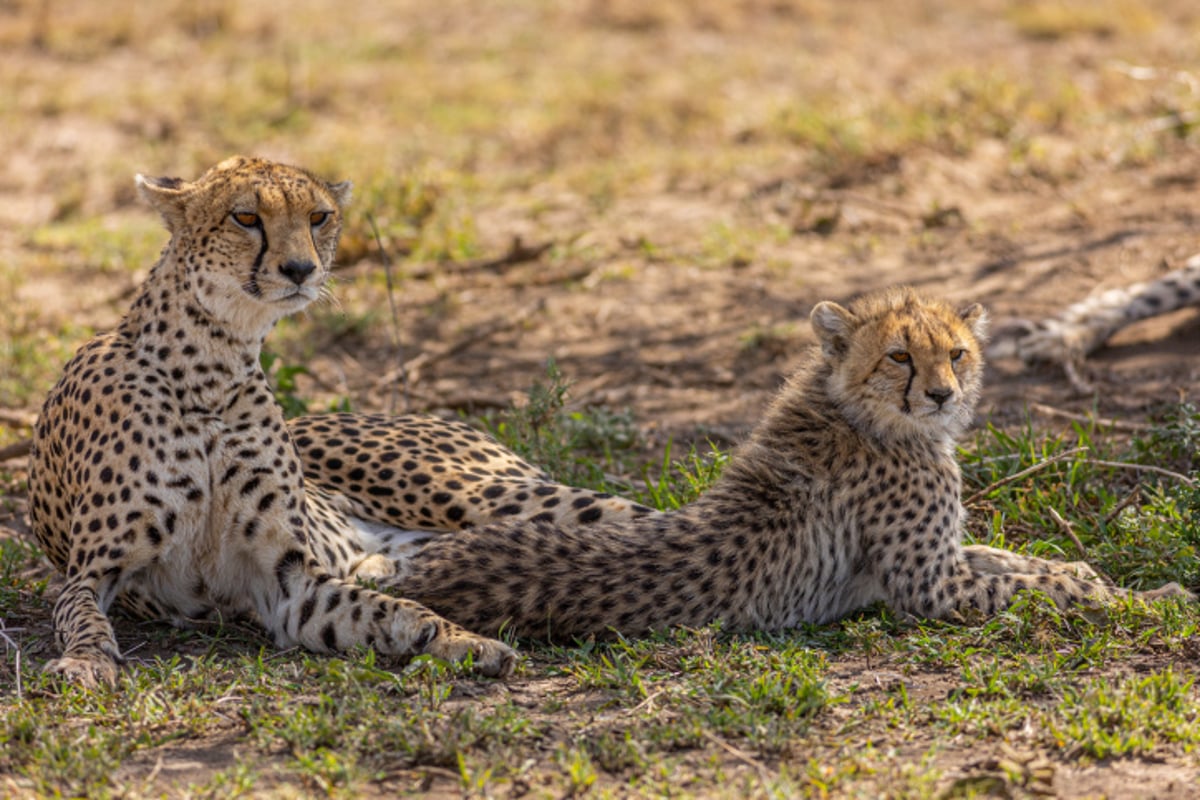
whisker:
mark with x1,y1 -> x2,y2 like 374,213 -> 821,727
316,284 -> 342,311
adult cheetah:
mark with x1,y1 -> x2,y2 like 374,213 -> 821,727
27,157 -> 530,686
372,288 -> 1189,639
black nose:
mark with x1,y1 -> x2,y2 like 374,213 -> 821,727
926,388 -> 954,407
279,260 -> 316,285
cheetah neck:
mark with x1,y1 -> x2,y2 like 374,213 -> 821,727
117,250 -> 268,410
702,357 -> 955,510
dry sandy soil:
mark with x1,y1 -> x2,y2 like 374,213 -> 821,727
0,0 -> 1196,438
1,0 -> 1200,796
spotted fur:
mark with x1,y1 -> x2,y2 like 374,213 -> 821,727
29,157 -> 516,686
994,254 -> 1200,365
289,413 -> 658,533
382,288 -> 1188,639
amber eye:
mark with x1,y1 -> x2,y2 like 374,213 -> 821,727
232,212 -> 259,228
889,351 -> 911,363
310,211 -> 330,227
949,348 -> 966,361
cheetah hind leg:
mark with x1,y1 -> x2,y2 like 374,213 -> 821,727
346,516 -> 436,576
268,561 -> 516,678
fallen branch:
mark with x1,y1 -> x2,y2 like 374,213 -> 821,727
964,447 -> 1089,507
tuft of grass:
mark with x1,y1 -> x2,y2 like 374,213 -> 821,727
483,359 -> 643,490
0,320 -> 92,410
960,414 -> 1200,591
1050,668 -> 1200,758
259,349 -> 351,419
635,441 -> 729,510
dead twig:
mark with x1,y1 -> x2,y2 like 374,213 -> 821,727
1081,459 -> 1196,487
508,262 -> 599,288
0,411 -> 37,429
1103,488 -> 1142,526
0,440 -> 32,462
747,179 -> 917,220
700,731 -> 775,787
0,620 -> 23,700
1046,507 -> 1087,557
403,235 -> 554,281
373,298 -> 547,391
1028,403 -> 1150,433
367,213 -> 409,414
964,447 -> 1089,507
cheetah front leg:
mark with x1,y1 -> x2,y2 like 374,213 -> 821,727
892,554 -> 1189,621
961,544 -> 1105,583
44,575 -> 124,688
959,545 -> 1191,602
43,511 -> 176,688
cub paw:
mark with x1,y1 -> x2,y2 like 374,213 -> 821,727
1139,582 -> 1195,602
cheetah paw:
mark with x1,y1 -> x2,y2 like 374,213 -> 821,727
1138,582 -> 1195,602
417,623 -> 517,678
43,654 -> 120,689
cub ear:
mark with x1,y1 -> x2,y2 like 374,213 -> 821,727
325,180 -> 353,209
135,174 -> 191,231
958,302 -> 989,343
810,300 -> 856,360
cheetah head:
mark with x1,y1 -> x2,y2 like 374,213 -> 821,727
810,287 -> 988,444
136,156 -> 351,338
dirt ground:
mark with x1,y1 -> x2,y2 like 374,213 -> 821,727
2,0 -> 1200,796
1,1 -> 1198,442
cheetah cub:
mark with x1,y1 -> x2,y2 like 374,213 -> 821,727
394,288 -> 1188,638
29,157 -> 514,686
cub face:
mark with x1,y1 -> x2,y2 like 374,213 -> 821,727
136,155 -> 352,335
811,287 -> 988,443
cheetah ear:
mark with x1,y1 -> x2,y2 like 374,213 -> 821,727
325,180 -> 353,209
810,300 -> 856,360
958,303 -> 989,343
136,174 -> 191,232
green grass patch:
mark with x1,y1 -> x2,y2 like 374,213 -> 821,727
3,373 -> 1200,795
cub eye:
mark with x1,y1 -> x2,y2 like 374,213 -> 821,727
949,348 -> 966,362
232,212 -> 259,228
310,211 -> 331,227
888,352 -> 911,364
